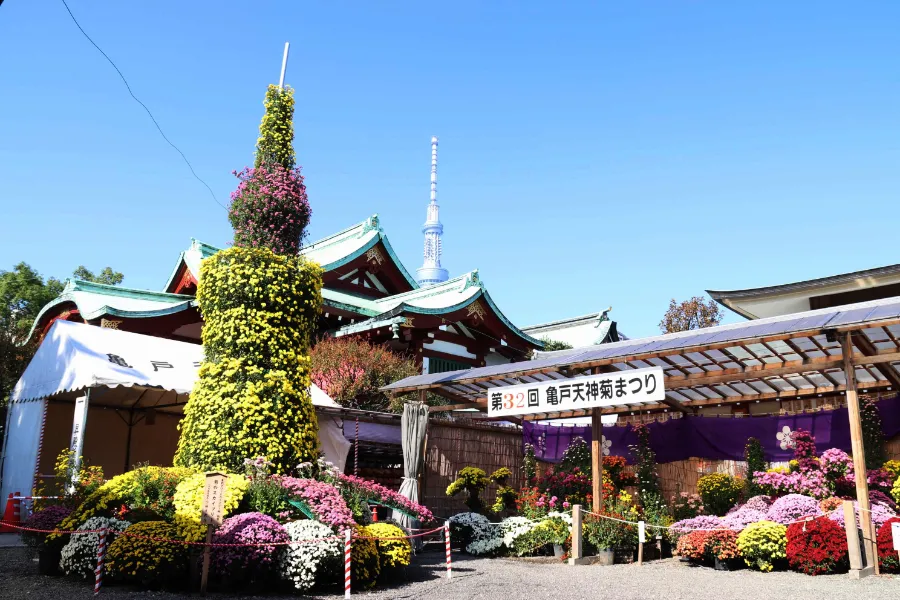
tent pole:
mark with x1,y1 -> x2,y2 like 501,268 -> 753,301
123,407 -> 134,473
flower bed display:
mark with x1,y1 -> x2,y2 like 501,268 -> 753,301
107,521 -> 188,588
785,516 -> 848,575
722,508 -> 766,532
697,473 -> 743,516
339,473 -> 434,523
211,512 -> 289,587
280,520 -> 342,592
21,505 -> 72,548
173,472 -> 249,541
827,500 -> 897,531
736,521 -> 787,572
59,517 -> 130,579
764,494 -> 821,525
876,516 -> 900,573
278,476 -> 356,531
365,523 -> 412,570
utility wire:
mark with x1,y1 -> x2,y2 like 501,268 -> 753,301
59,0 -> 226,209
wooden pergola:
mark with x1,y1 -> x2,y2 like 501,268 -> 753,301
384,296 -> 900,575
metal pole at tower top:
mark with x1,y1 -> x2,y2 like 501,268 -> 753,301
279,42 -> 290,88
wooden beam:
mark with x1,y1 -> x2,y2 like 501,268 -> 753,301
842,333 -> 877,573
852,332 -> 900,389
429,402 -> 483,413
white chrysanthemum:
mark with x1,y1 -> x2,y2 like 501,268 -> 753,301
280,520 -> 342,591
499,517 -> 536,547
59,517 -> 129,579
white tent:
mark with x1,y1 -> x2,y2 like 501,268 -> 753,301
0,320 -> 351,501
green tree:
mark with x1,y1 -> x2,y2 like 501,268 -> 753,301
310,337 -> 420,412
73,266 -> 124,286
0,263 -> 64,444
539,336 -> 573,352
659,296 -> 724,334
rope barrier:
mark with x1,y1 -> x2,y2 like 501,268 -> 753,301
582,510 -> 825,532
1,521 -> 444,546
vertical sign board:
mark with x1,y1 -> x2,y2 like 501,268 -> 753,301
200,472 -> 227,594
486,366 -> 666,418
201,472 -> 227,527
68,393 -> 90,489
893,522 -> 900,552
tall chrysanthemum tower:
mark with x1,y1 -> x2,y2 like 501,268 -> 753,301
415,136 -> 449,286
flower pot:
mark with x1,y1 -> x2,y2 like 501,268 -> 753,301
553,544 -> 565,558
714,557 -> 742,571
595,549 -> 615,566
38,548 -> 61,576
659,539 -> 673,559
614,548 -> 634,564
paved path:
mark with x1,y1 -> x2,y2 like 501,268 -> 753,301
1,545 -> 897,599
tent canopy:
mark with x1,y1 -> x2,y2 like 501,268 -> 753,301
10,320 -> 339,412
1,321 -> 347,502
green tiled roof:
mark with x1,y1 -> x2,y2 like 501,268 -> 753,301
28,280 -> 195,340
333,270 -> 542,347
164,215 -> 418,291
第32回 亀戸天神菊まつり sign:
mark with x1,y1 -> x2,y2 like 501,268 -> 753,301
486,366 -> 665,418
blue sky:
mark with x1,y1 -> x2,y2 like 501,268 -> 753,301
1,1 -> 898,339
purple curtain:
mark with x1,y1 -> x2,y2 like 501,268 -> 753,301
523,394 -> 900,464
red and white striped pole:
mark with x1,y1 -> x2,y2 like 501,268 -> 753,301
344,528 -> 352,598
93,528 -> 107,596
444,522 -> 452,580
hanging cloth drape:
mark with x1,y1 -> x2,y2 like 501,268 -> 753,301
394,402 -> 429,545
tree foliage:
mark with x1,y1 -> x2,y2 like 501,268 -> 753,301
1,261 -> 58,411
860,396 -> 885,470
73,266 -> 124,286
659,296 -> 724,334
310,337 -> 419,412
538,336 -> 573,352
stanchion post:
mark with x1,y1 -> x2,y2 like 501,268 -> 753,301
444,522 -> 452,580
344,528 -> 352,598
93,528 -> 107,596
200,524 -> 214,594
568,504 -> 588,565
638,521 -> 645,566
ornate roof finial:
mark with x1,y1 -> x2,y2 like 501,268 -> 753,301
416,136 -> 449,286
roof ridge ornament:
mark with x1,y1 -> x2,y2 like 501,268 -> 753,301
595,307 -> 612,327
362,214 -> 381,234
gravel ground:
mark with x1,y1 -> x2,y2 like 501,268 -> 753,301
2,545 -> 897,600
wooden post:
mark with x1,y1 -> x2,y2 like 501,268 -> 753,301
568,504 -> 588,565
638,521 -> 645,566
842,500 -> 863,572
591,407 -> 603,513
199,472 -> 227,593
200,524 -> 214,594
841,334 -> 876,577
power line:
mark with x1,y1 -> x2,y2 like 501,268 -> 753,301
59,0 -> 226,209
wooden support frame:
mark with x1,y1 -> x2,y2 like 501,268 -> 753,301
841,333 -> 877,577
